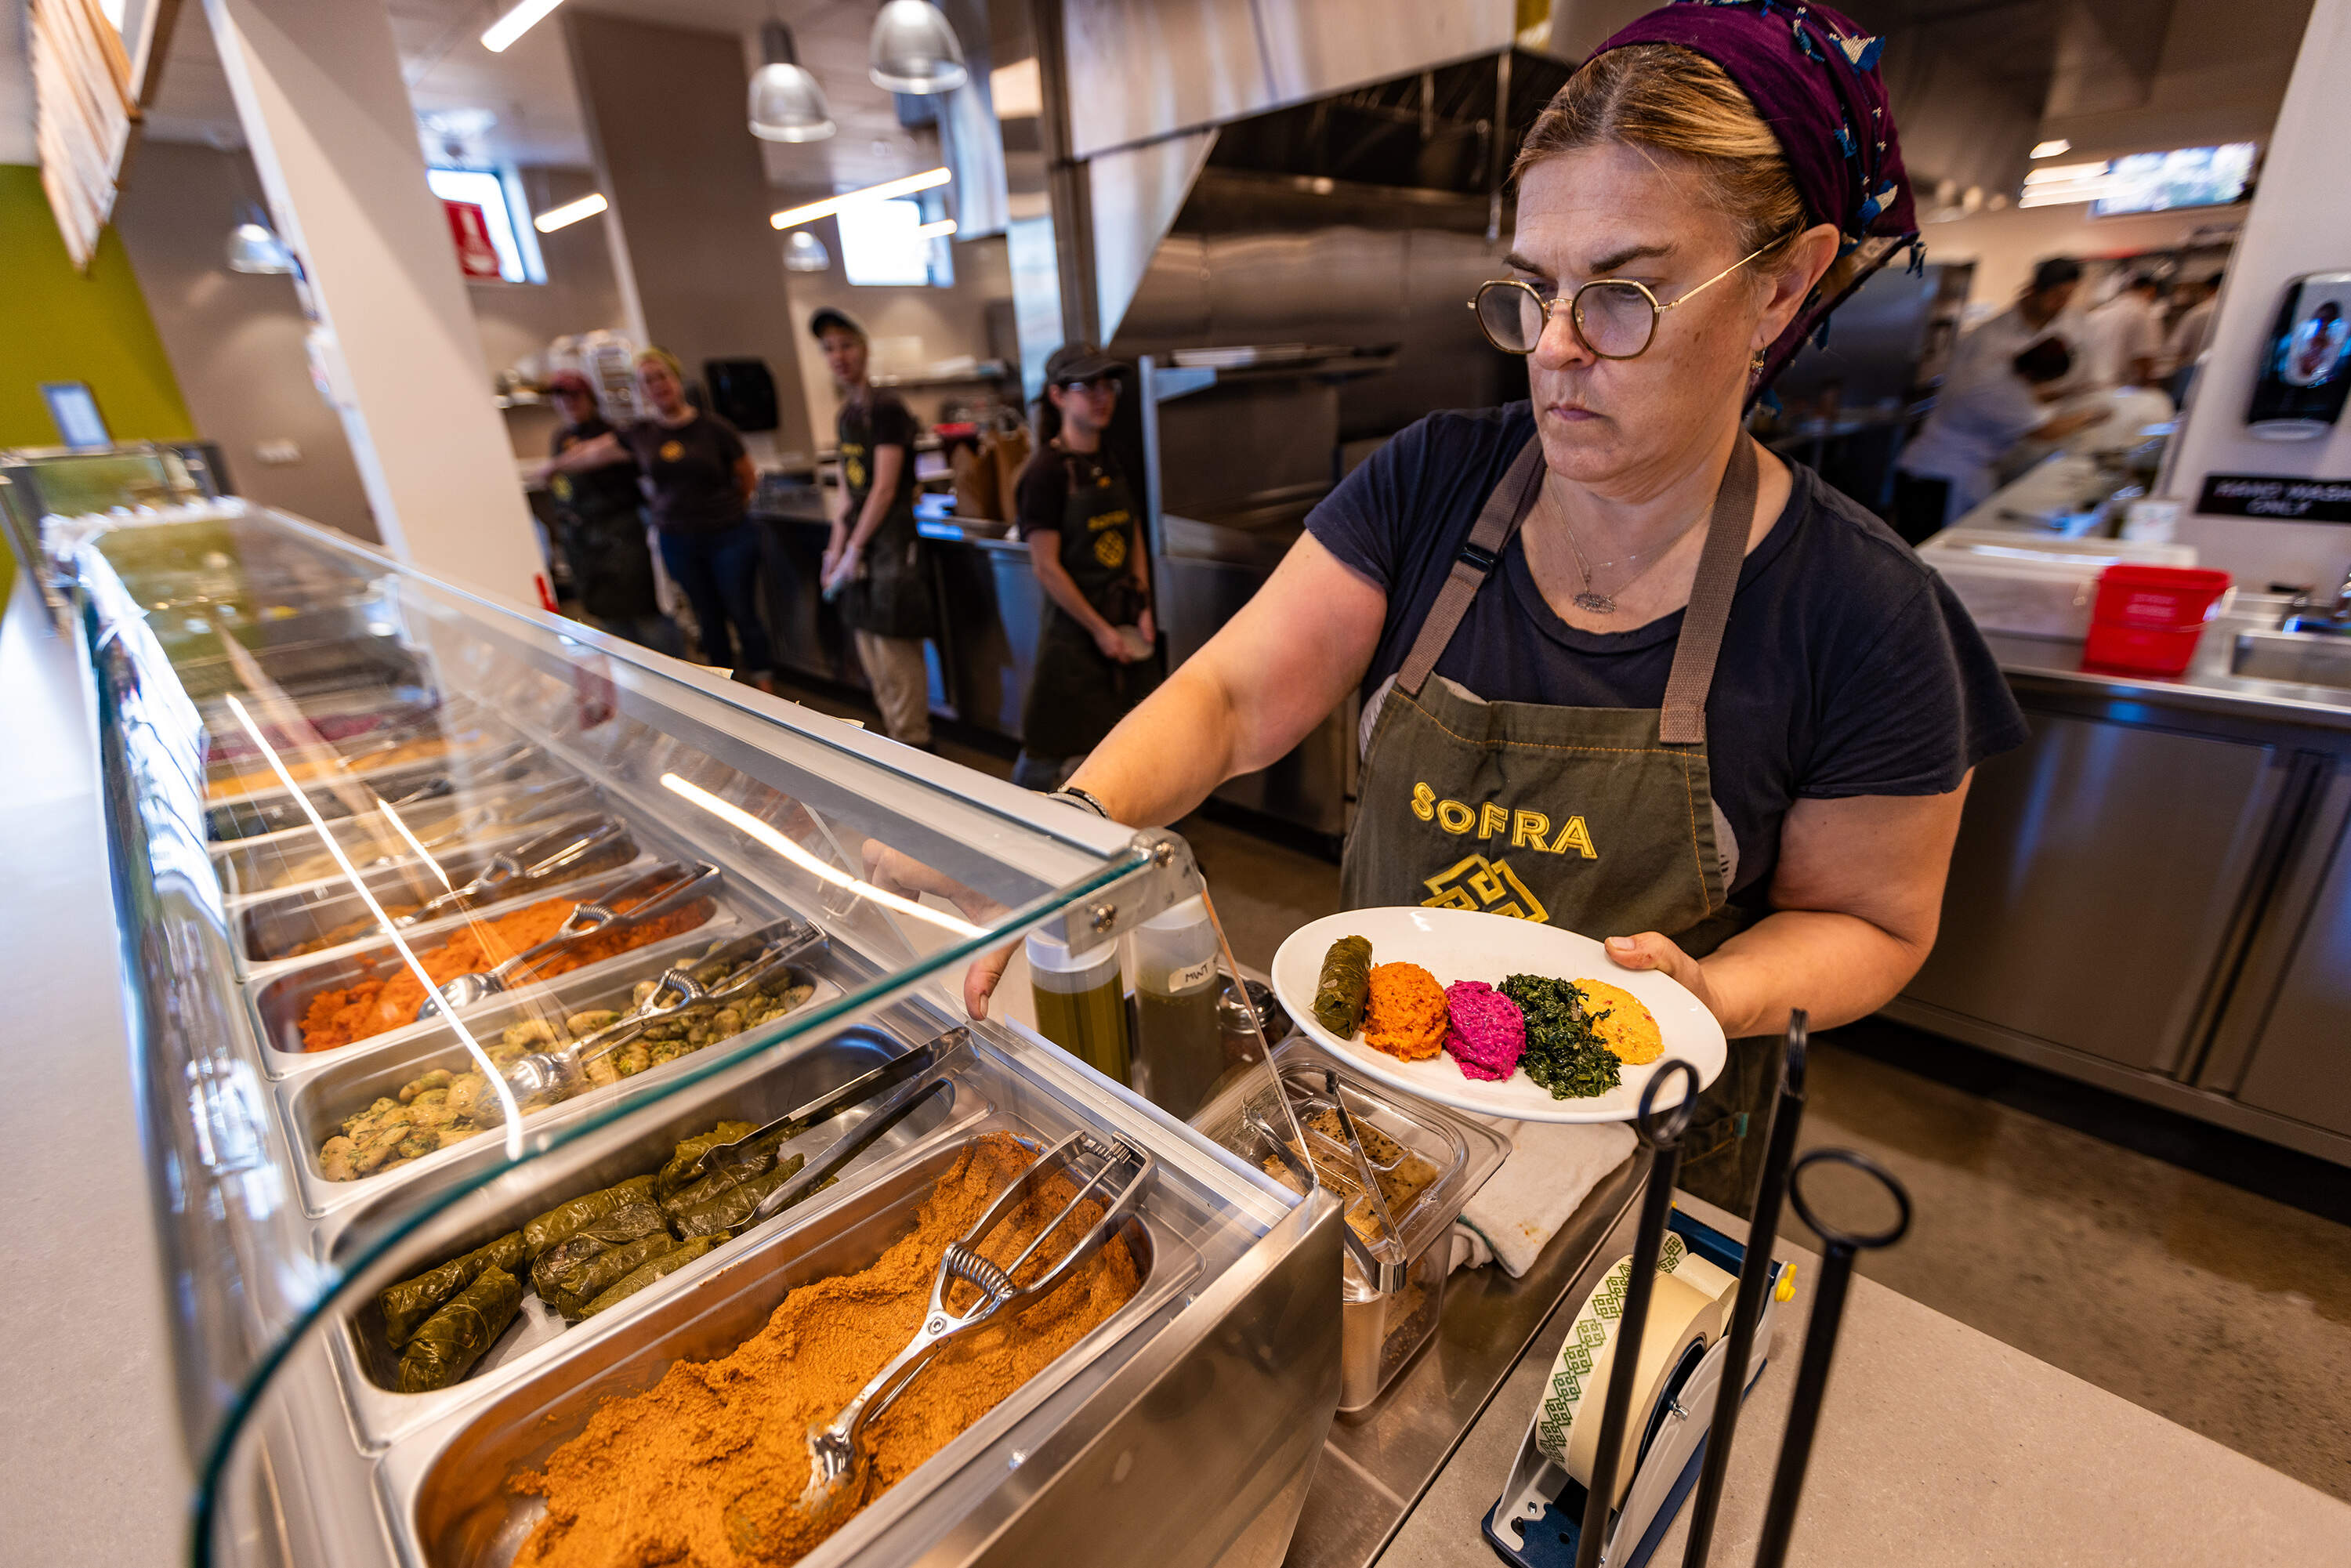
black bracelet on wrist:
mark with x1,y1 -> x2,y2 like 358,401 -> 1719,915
1047,786 -> 1110,818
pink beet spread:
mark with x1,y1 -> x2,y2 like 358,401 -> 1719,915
1442,980 -> 1526,1081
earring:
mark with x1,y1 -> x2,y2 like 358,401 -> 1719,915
1749,348 -> 1768,373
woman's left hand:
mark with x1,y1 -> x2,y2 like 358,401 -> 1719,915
1603,932 -> 1726,1026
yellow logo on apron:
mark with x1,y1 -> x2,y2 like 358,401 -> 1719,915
1422,854 -> 1549,922
1411,782 -> 1597,857
1094,527 -> 1127,568
659,440 -> 684,462
842,442 -> 868,492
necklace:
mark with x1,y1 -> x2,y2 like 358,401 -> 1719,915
1555,505 -> 1708,614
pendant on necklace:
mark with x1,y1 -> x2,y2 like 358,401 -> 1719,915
1574,591 -> 1617,614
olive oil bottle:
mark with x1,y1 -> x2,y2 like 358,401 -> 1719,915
1026,928 -> 1132,1084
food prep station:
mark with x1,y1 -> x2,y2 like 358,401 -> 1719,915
34,496 -> 1411,1568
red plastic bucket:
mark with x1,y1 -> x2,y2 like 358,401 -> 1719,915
2081,564 -> 2232,675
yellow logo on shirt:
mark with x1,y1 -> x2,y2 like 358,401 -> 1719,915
1411,781 -> 1596,858
842,441 -> 868,492
658,440 -> 684,462
1422,854 -> 1550,922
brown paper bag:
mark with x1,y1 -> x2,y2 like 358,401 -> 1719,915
951,441 -> 998,525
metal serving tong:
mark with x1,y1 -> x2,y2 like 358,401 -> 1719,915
795,1129 -> 1156,1530
416,859 -> 719,1019
342,775 -> 600,871
1248,1069 -> 1408,1293
500,917 -> 826,1095
391,816 -> 629,927
228,741 -> 545,835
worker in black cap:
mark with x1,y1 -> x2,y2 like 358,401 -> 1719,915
813,306 -> 936,748
538,369 -> 679,654
1008,342 -> 1157,790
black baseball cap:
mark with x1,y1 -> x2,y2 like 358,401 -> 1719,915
1042,342 -> 1129,385
2030,257 -> 2083,295
808,306 -> 866,342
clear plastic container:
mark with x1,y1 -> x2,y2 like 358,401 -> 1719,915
1027,927 -> 1132,1084
1128,895 -> 1227,1119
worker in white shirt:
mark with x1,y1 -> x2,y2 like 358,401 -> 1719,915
1893,336 -> 2104,543
1947,257 -> 2086,388
2085,273 -> 2167,389
2163,273 -> 2222,404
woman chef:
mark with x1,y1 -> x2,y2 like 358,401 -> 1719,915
943,1 -> 2027,1213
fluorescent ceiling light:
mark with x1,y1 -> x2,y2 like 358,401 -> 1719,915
534,192 -> 607,232
2030,139 -> 2072,159
482,0 -> 564,53
915,217 -> 956,238
770,167 -> 950,230
2024,161 -> 2110,185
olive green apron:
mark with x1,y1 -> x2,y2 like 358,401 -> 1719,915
1020,449 -> 1160,759
838,399 -> 934,640
1340,434 -> 1773,1212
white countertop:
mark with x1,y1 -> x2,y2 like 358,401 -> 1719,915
0,575 -> 190,1566
1375,1193 -> 2351,1567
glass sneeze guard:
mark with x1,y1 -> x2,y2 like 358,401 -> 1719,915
50,502 -> 1324,1566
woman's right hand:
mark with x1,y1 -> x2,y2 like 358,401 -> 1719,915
860,840 -> 1016,1018
1092,622 -> 1134,662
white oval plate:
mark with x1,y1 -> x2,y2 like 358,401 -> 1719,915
1270,907 -> 1727,1123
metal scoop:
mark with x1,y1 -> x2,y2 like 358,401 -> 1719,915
415,860 -> 719,1019
792,1132 -> 1155,1534
500,918 -> 824,1096
391,816 -> 629,926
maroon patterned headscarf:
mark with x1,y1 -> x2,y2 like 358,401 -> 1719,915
1589,0 -> 1922,396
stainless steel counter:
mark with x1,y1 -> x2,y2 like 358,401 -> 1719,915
1897,563 -> 2351,1163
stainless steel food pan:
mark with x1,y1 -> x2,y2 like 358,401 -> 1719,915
245,862 -> 773,1078
233,821 -> 639,969
205,746 -> 570,842
202,719 -> 520,812
280,939 -> 840,1219
393,1131 -> 1197,1568
325,1024 -> 991,1450
209,776 -> 606,898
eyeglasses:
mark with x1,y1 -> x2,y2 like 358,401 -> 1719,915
1058,375 -> 1119,393
1469,239 -> 1781,359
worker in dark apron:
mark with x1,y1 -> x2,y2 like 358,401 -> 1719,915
1010,344 -> 1159,790
815,307 -> 937,748
943,2 -> 2029,1217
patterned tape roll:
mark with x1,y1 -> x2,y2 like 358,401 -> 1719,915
1534,1246 -> 1727,1506
1657,1230 -> 1740,1340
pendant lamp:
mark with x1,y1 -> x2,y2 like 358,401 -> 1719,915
783,229 -> 831,272
749,21 -> 835,143
869,0 -> 967,95
226,202 -> 298,275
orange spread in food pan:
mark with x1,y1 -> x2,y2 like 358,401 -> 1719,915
510,1132 -> 1141,1567
295,892 -> 709,1052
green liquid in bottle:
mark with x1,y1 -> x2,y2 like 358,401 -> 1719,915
1032,969 -> 1133,1084
1134,983 -> 1225,1119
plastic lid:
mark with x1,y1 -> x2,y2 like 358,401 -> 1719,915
1026,926 -> 1118,975
1140,895 -> 1208,930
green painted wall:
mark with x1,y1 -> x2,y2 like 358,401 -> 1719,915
0,162 -> 197,609
0,163 -> 194,447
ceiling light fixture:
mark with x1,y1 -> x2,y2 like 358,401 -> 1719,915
770,166 -> 950,230
783,229 -> 831,272
534,192 -> 607,233
915,217 -> 956,239
225,202 -> 297,275
750,21 -> 835,143
481,0 -> 565,54
2030,138 -> 2073,160
869,0 -> 968,95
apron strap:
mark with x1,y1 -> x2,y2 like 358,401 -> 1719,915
1657,436 -> 1760,744
1396,436 -> 1547,697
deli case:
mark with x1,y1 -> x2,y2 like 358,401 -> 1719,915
34,495 -> 1342,1568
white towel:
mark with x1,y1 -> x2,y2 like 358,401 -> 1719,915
1451,1118 -> 1637,1279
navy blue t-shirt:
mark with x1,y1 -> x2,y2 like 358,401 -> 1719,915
1305,402 -> 2027,914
